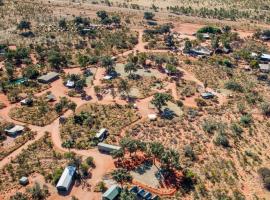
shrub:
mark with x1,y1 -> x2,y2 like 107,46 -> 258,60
258,167 -> 270,190
94,181 -> 107,192
184,145 -> 196,160
197,26 -> 221,34
225,81 -> 244,92
240,114 -> 253,127
85,156 -> 95,168
261,103 -> 270,116
144,12 -> 155,20
231,123 -> 243,137
202,120 -> 217,134
215,134 -> 230,147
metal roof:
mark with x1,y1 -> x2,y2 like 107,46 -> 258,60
56,166 -> 76,191
95,128 -> 107,139
102,185 -> 121,200
98,143 -> 121,151
38,72 -> 59,82
5,125 -> 24,133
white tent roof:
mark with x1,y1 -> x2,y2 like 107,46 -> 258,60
56,166 -> 76,190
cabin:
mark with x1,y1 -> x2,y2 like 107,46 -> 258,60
102,185 -> 121,200
259,64 -> 270,73
66,80 -> 75,88
95,128 -> 108,142
38,72 -> 59,84
19,176 -> 29,186
201,92 -> 215,99
20,98 -> 33,106
5,125 -> 24,136
98,143 -> 121,154
190,46 -> 212,56
56,166 -> 76,192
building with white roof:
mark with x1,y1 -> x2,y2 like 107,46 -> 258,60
56,166 -> 76,192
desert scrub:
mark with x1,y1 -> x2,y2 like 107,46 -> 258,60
0,133 -> 67,194
0,129 -> 36,161
60,103 -> 140,149
9,96 -> 72,126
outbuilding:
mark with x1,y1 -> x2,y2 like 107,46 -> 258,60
5,125 -> 24,136
259,64 -> 270,73
66,80 -> 75,88
20,98 -> 33,106
201,92 -> 215,99
56,166 -> 76,192
38,72 -> 59,84
98,143 -> 121,154
102,185 -> 121,200
95,128 -> 108,142
148,114 -> 157,121
190,46 -> 212,56
19,176 -> 29,186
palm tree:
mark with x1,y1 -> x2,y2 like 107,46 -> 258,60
151,93 -> 172,114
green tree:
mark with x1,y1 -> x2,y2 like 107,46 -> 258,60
48,50 -> 68,71
17,20 -> 31,30
23,65 -> 39,79
151,93 -> 172,113
5,62 -> 14,80
124,62 -> 137,77
149,142 -> 164,165
68,102 -> 77,113
165,64 -> 177,75
120,187 -> 136,200
111,168 -> 132,188
112,149 -> 124,162
77,54 -> 89,68
184,40 -> 192,53
117,79 -> 130,98
59,18 -> 67,29
144,12 -> 155,20
101,56 -> 115,73
97,10 -> 109,21
160,149 -> 180,170
211,36 -> 220,53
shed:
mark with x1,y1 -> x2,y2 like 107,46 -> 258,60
66,80 -> 75,88
148,114 -> 157,121
98,143 -> 121,154
102,185 -> 121,200
38,72 -> 59,83
201,92 -> 215,99
261,53 -> 270,61
5,125 -> 24,136
19,176 -> 29,186
190,46 -> 212,56
95,128 -> 108,142
46,94 -> 56,102
259,64 -> 270,73
56,166 -> 76,192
